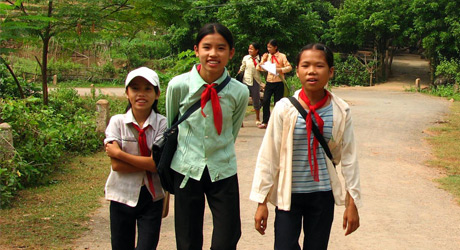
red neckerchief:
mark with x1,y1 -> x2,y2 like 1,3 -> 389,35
298,89 -> 330,182
271,54 -> 279,65
252,57 -> 258,67
131,123 -> 156,197
197,64 -> 223,135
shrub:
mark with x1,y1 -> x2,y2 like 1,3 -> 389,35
436,59 -> 460,85
0,89 -> 105,208
0,64 -> 41,99
331,54 -> 370,86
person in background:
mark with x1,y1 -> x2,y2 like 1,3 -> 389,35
104,67 -> 166,250
250,43 -> 362,250
238,42 -> 263,125
256,39 -> 292,129
165,23 -> 249,250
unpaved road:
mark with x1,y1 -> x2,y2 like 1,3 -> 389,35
73,54 -> 460,249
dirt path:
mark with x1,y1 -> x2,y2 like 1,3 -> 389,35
72,53 -> 460,249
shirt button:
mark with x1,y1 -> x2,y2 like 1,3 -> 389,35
205,136 -> 209,139
205,158 -> 208,161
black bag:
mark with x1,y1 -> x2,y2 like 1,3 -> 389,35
236,70 -> 244,83
152,75 -> 231,194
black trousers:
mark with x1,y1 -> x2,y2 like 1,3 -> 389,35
173,168 -> 241,250
262,81 -> 284,124
110,185 -> 163,250
274,191 -> 335,250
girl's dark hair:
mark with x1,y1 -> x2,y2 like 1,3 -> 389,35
296,43 -> 334,68
196,23 -> 234,49
124,86 -> 160,113
250,42 -> 261,59
268,39 -> 279,51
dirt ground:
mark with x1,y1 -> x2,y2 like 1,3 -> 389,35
72,53 -> 460,249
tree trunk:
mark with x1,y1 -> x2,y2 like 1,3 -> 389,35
41,0 -> 53,105
1,57 -> 25,99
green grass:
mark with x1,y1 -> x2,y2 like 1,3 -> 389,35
55,80 -> 124,88
0,151 -> 109,250
426,101 -> 460,205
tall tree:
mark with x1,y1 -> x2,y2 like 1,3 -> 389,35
411,0 -> 460,83
2,0 -> 131,105
325,0 -> 412,81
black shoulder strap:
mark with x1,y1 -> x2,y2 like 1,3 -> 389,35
168,75 -> 232,131
288,96 -> 335,166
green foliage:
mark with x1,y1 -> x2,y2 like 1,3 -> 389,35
411,0 -> 460,82
113,36 -> 171,69
0,64 -> 41,99
436,59 -> 460,84
331,54 -> 370,86
421,85 -> 460,101
0,88 -> 106,207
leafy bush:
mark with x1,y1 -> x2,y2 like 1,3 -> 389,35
436,59 -> 460,84
0,64 -> 41,99
331,54 -> 370,86
0,88 -> 106,207
421,85 -> 460,101
114,37 -> 171,69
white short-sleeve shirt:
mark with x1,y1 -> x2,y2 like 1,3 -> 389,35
104,109 -> 167,207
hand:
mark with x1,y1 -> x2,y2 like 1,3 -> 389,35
262,53 -> 269,62
105,141 -> 121,158
254,203 -> 269,235
343,203 -> 360,236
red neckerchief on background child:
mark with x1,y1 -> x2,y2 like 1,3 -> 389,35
252,57 -> 258,67
132,123 -> 156,198
271,53 -> 279,65
298,88 -> 330,182
197,64 -> 223,135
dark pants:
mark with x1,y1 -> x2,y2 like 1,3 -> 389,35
274,191 -> 335,250
110,186 -> 163,250
245,79 -> 261,110
262,81 -> 284,124
173,168 -> 241,250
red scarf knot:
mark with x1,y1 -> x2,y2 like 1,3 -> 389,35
201,83 -> 223,135
252,57 -> 258,67
298,89 -> 330,182
271,54 -> 279,65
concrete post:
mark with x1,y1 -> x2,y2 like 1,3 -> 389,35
415,78 -> 421,92
0,123 -> 15,161
96,99 -> 110,133
53,75 -> 57,85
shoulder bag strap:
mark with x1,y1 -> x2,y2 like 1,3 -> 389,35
287,96 -> 335,166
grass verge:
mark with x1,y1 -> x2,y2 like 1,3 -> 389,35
0,151 -> 109,249
426,101 -> 460,205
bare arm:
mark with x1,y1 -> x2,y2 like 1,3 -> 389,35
106,141 -> 156,173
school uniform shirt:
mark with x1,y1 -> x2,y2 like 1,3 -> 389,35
104,109 -> 167,207
166,65 -> 249,188
239,54 -> 262,86
256,51 -> 292,83
250,90 -> 362,211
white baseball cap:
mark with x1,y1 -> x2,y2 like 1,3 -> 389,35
125,67 -> 160,88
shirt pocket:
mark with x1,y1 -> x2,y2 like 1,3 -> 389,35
121,137 -> 139,155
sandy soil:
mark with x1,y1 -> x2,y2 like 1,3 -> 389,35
72,53 -> 460,249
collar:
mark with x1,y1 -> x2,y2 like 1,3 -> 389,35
124,108 -> 158,132
188,64 -> 229,96
270,51 -> 280,58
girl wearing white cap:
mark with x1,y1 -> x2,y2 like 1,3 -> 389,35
104,67 -> 166,249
